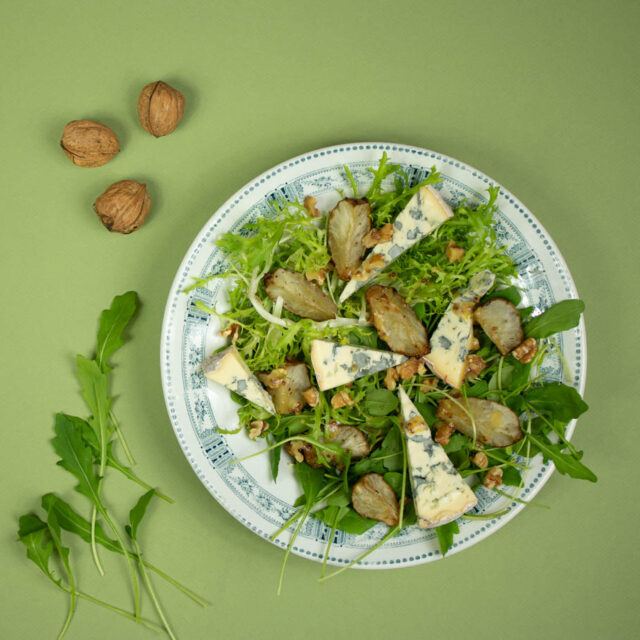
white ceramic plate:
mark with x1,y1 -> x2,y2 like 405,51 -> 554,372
160,142 -> 586,568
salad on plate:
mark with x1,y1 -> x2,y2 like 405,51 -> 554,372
187,154 -> 594,582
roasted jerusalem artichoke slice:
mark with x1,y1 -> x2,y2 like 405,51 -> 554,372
327,198 -> 371,280
366,285 -> 429,356
264,268 -> 337,321
326,423 -> 371,461
258,361 -> 311,415
351,473 -> 399,527
436,397 -> 522,448
473,298 -> 524,356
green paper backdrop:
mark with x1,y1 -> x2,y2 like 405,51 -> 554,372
1,1 -> 638,638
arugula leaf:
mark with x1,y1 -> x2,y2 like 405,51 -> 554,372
96,291 -> 137,372
351,454 -> 386,475
525,299 -> 585,339
42,493 -> 119,554
501,466 -> 522,487
126,490 -> 155,540
295,464 -> 325,504
415,401 -> 437,425
46,507 -> 77,638
380,427 -> 403,471
383,472 -> 404,497
76,356 -> 111,437
524,383 -> 589,423
315,505 -> 378,535
51,414 -> 101,506
363,389 -> 399,416
527,433 -> 597,482
483,286 -> 522,306
435,520 -> 459,556
18,514 -> 56,580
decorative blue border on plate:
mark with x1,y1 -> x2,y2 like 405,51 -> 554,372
161,143 -> 586,568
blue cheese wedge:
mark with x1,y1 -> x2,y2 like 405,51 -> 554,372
338,185 -> 453,303
310,340 -> 408,391
202,346 -> 276,414
398,388 -> 477,528
424,270 -> 496,389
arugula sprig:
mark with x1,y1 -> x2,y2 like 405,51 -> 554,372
17,292 -> 206,639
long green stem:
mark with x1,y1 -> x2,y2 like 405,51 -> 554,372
144,561 -> 208,607
89,503 -> 105,576
109,457 -> 173,503
100,508 -> 141,619
67,589 -> 162,632
132,540 -> 177,640
277,505 -> 310,596
109,411 -> 136,466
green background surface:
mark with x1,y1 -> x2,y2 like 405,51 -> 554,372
1,1 -> 638,638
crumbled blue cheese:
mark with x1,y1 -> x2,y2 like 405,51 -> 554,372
310,340 -> 408,391
338,185 -> 453,303
202,346 -> 275,414
424,270 -> 495,389
398,388 -> 477,528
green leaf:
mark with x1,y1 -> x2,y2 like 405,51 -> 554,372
18,514 -> 56,580
127,490 -> 155,540
415,401 -> 437,425
51,413 -> 101,506
528,434 -> 597,482
336,508 -> 379,534
525,299 -> 585,339
295,464 -> 325,504
41,493 -> 120,554
435,520 -> 459,556
524,382 -> 589,423
315,504 -> 379,535
484,286 -> 522,306
351,455 -> 386,475
76,355 -> 111,438
363,389 -> 399,416
383,472 -> 404,497
466,380 -> 489,398
501,466 -> 522,487
443,432 -> 469,455
96,291 -> 137,372
381,427 -> 402,471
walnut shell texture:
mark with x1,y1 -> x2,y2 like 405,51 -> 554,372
137,81 -> 185,137
94,180 -> 151,234
60,120 -> 119,167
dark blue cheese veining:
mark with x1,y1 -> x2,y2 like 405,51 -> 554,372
339,185 -> 453,302
202,346 -> 276,414
424,270 -> 495,389
310,339 -> 408,391
398,388 -> 477,528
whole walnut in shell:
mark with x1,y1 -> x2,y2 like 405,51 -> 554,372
60,120 -> 120,167
94,180 -> 151,234
137,81 -> 185,137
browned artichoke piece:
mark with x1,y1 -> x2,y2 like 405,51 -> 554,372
258,362 -> 311,415
473,298 -> 524,356
327,198 -> 372,280
366,285 -> 429,356
351,473 -> 399,527
264,268 -> 337,321
436,397 -> 522,448
326,423 -> 371,460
